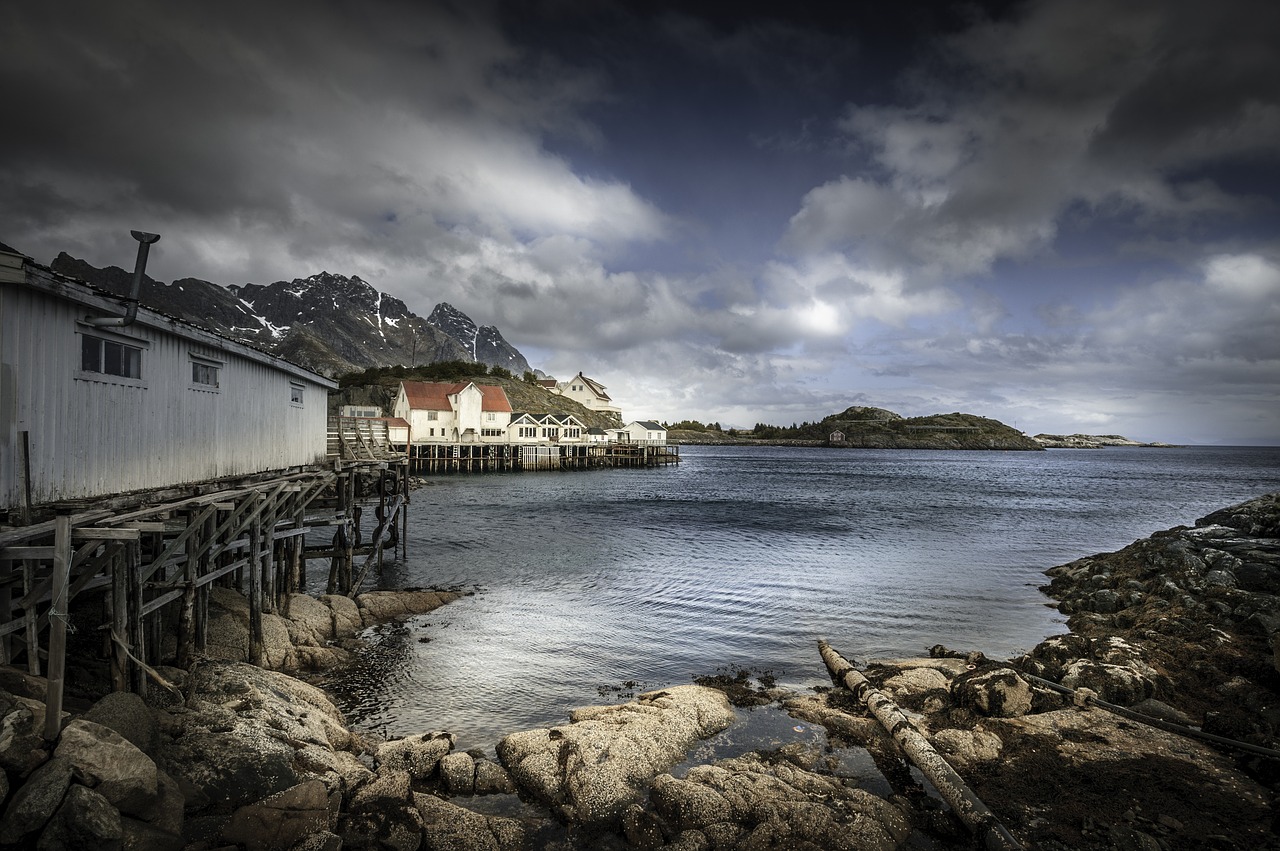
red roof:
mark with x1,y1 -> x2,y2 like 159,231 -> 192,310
401,381 -> 512,413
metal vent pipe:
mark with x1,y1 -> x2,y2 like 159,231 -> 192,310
87,229 -> 161,327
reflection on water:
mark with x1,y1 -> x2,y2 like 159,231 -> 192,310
320,445 -> 1280,751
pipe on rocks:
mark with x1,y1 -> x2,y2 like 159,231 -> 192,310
818,640 -> 1023,851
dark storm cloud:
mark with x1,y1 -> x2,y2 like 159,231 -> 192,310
1,0 -> 1275,441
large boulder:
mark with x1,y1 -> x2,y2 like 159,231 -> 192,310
285,593 -> 338,645
319,595 -> 364,638
496,685 -> 734,829
0,755 -> 74,845
354,589 -> 461,625
1059,660 -> 1156,706
82,691 -> 159,757
342,769 -> 422,851
951,668 -> 1033,717
156,661 -> 355,814
54,719 -> 160,816
221,779 -> 331,851
649,752 -> 911,851
375,731 -> 455,781
37,783 -> 123,850
414,792 -> 529,851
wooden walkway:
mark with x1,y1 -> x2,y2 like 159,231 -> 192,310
406,442 -> 680,474
0,460 -> 408,739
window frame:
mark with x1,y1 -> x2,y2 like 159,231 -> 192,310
290,381 -> 305,406
76,326 -> 149,387
190,353 -> 223,392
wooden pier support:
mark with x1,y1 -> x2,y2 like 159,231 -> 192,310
0,461 -> 413,728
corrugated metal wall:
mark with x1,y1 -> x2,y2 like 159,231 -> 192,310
2,281 -> 332,510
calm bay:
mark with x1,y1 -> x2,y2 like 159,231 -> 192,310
325,444 -> 1280,751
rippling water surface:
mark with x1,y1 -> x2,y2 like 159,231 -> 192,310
323,445 -> 1280,750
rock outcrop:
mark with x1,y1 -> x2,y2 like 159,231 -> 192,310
497,685 -> 735,830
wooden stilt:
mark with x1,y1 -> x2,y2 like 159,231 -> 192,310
110,549 -> 128,692
248,520 -> 264,666
43,515 -> 72,740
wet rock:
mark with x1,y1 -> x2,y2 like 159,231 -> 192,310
286,593 -> 338,645
0,755 -> 74,845
37,783 -> 123,851
54,719 -> 160,817
932,726 -> 1002,769
438,751 -> 475,795
375,731 -> 455,781
355,589 -> 462,625
473,758 -> 515,795
319,594 -> 364,638
952,668 -> 1033,717
1060,660 -> 1155,706
221,779 -> 331,851
414,792 -> 528,850
881,667 -> 949,698
497,685 -> 734,829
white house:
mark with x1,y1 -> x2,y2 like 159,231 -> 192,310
505,412 -> 587,444
0,242 -> 337,516
392,380 -> 513,444
614,421 -> 668,445
553,372 -> 621,422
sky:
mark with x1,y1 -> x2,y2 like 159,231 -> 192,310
3,0 -> 1278,444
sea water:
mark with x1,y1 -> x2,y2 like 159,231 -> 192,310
322,444 -> 1280,751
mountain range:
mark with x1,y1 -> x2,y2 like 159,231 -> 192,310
48,253 -> 531,378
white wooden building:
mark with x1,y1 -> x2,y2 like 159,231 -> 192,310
392,380 -> 513,444
0,245 -> 337,517
553,372 -> 622,421
614,421 -> 668,445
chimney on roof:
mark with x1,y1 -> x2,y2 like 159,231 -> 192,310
87,229 -> 161,328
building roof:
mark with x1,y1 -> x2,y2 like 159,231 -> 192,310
632,421 -> 666,430
400,381 -> 513,413
537,379 -> 558,388
576,373 -> 612,402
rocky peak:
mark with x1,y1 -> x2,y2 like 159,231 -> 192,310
43,251 -> 530,378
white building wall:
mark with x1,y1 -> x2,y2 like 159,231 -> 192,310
1,270 -> 332,510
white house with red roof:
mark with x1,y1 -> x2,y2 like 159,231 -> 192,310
392,380 -> 513,444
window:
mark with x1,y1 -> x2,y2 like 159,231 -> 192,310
518,426 -> 536,438
81,333 -> 142,379
190,354 -> 222,389
290,382 -> 304,405
481,428 -> 503,437
485,412 -> 496,422
565,427 -> 581,438
427,410 -> 439,421
544,427 -> 560,440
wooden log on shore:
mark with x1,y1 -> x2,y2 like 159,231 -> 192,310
818,640 -> 1022,851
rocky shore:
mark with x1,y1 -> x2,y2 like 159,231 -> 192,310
1032,433 -> 1177,449
2,493 -> 1278,849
